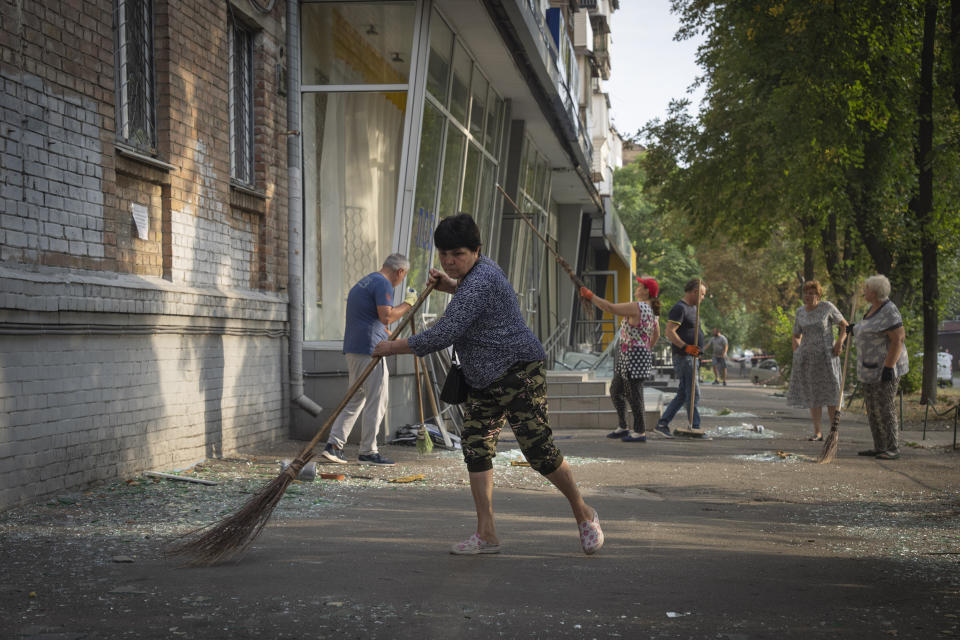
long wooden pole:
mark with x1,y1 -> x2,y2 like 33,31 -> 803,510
496,184 -> 588,290
411,326 -> 425,425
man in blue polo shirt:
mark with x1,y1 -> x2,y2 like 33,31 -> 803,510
321,253 -> 417,466
654,278 -> 706,437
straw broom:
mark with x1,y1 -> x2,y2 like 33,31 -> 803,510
818,294 -> 858,464
167,281 -> 436,565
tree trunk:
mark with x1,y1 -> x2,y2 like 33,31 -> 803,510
845,130 -> 894,278
820,209 -> 855,302
801,215 -> 815,283
917,0 -> 939,405
952,0 -> 960,111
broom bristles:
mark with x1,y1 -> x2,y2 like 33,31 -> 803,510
166,455 -> 311,566
817,427 -> 839,464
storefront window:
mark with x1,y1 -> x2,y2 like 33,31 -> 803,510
474,157 -> 497,236
501,135 -> 551,326
426,10 -> 452,104
460,144 -> 481,216
469,71 -> 487,140
449,41 -> 471,126
302,89 -> 407,340
407,9 -> 505,316
407,102 -> 445,297
300,2 -> 416,341
301,2 -> 416,85
485,93 -> 502,155
437,126 -> 465,217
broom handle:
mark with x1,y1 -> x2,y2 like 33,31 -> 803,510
831,295 -> 858,428
496,184 -> 587,290
414,358 -> 426,426
412,324 -> 425,425
422,354 -> 443,426
689,278 -> 701,429
295,280 -> 437,458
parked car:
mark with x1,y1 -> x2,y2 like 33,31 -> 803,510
915,352 -> 954,387
748,358 -> 781,385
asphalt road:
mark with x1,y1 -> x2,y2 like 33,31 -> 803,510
2,379 -> 958,639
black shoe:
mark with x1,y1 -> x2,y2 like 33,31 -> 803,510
857,449 -> 880,456
320,443 -> 347,464
358,453 -> 395,466
654,425 -> 674,439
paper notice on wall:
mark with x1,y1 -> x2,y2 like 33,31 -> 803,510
131,203 -> 149,240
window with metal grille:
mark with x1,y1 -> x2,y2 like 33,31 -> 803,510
229,12 -> 255,186
114,0 -> 156,153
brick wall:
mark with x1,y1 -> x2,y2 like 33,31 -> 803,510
0,0 -> 292,509
0,329 -> 285,509
1,0 -> 288,283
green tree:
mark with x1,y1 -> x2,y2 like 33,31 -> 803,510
642,0 -> 960,400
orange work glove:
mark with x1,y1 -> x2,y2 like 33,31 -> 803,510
684,344 -> 701,356
579,286 -> 594,301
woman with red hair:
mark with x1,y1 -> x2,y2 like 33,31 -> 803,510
581,277 -> 661,442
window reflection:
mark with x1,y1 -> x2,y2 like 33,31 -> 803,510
301,2 -> 415,85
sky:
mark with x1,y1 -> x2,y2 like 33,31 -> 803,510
606,1 -> 705,138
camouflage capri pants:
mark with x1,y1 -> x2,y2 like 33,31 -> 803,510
460,360 -> 564,475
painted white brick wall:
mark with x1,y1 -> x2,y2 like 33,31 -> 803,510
0,267 -> 289,510
0,331 -> 285,509
0,71 -> 104,262
170,140 -> 255,288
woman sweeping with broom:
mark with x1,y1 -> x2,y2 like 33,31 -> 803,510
373,214 -> 603,556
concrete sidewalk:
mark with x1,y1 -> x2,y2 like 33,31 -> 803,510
2,378 -> 958,639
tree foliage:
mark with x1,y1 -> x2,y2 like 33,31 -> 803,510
637,0 -> 960,396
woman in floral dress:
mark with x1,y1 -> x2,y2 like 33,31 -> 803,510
786,280 -> 849,441
581,277 -> 661,442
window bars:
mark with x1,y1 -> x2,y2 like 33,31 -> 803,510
115,0 -> 156,153
229,11 -> 255,186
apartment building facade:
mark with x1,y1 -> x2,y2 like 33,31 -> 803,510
0,0 -> 628,508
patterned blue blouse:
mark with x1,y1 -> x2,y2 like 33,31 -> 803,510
407,255 -> 545,389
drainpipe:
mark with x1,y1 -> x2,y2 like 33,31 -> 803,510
286,0 -> 322,418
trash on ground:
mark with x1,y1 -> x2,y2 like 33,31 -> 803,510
706,423 -> 778,439
390,424 -> 461,449
280,460 -> 316,481
666,611 -> 691,618
734,450 -> 813,463
700,407 -> 757,418
143,471 -> 217,486
388,474 -> 426,483
495,448 -> 620,466
510,460 -> 531,467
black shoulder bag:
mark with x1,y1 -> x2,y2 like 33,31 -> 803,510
440,351 -> 470,404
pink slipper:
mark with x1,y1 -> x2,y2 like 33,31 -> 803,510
450,533 -> 501,555
579,510 -> 604,555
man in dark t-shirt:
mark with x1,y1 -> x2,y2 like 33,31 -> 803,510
654,278 -> 706,437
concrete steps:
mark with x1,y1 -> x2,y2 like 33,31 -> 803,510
546,371 -> 663,430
